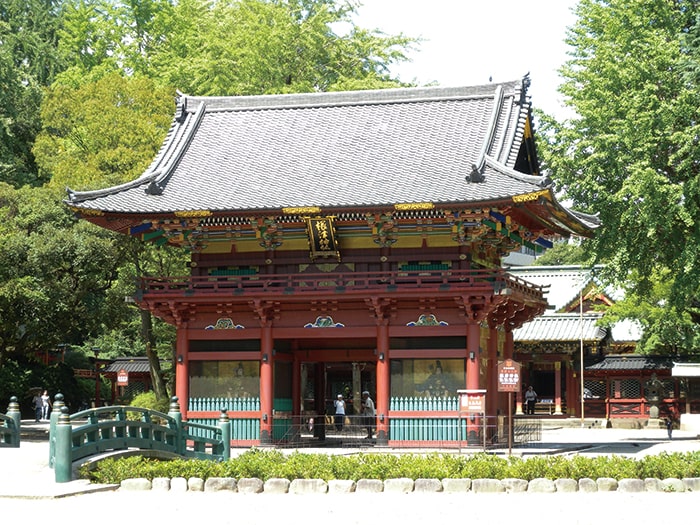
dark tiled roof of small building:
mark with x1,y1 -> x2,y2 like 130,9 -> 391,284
513,313 -> 607,342
586,355 -> 675,371
64,78 -> 598,232
102,357 -> 152,374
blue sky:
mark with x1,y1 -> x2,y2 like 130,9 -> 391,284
353,0 -> 579,119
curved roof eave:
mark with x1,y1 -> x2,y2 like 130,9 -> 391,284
65,100 -> 207,205
483,156 -> 599,235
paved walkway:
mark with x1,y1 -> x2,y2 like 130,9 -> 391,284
1,420 -> 699,500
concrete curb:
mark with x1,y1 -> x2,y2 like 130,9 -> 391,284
117,476 -> 700,494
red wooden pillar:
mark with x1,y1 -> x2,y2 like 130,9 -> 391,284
175,326 -> 189,415
503,328 -> 513,359
260,324 -> 274,445
376,322 -> 390,445
466,322 -> 480,443
467,322 -> 480,390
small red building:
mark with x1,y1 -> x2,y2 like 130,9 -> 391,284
101,357 -> 157,405
66,78 -> 598,446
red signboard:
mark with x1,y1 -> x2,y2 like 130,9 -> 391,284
117,369 -> 129,386
497,359 -> 521,392
458,389 -> 486,413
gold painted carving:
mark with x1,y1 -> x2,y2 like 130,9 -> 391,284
174,210 -> 212,218
71,206 -> 103,216
512,190 -> 548,203
283,206 -> 321,215
394,202 -> 434,211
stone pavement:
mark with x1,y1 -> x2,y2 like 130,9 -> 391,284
1,419 -> 699,499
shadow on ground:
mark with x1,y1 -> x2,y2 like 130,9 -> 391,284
20,422 -> 50,443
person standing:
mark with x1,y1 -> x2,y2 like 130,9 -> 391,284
524,386 -> 537,415
32,392 -> 42,422
334,394 -> 346,432
41,390 -> 52,420
361,391 -> 375,439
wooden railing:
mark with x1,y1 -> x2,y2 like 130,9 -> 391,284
49,395 -> 230,482
583,399 -> 680,419
137,268 -> 544,300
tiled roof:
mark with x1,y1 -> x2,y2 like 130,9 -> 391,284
513,313 -> 607,342
507,265 -> 643,345
64,78 -> 598,233
586,355 -> 675,371
507,265 -> 600,312
102,357 -> 152,374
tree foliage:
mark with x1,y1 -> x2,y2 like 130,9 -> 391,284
531,239 -> 592,267
544,0 -> 700,353
35,73 -> 174,191
52,0 -> 414,95
0,184 -> 124,363
0,0 -> 64,187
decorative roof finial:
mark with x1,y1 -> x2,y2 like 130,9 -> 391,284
467,164 -> 485,183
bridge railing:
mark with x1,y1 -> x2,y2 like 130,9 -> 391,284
0,396 -> 21,448
50,395 -> 231,483
66,405 -> 180,463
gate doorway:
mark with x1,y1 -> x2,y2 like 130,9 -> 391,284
299,361 -> 375,444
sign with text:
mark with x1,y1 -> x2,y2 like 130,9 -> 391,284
457,389 -> 486,413
117,369 -> 129,386
306,217 -> 340,260
497,359 -> 521,392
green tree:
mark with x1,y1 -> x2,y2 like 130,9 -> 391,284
0,184 -> 123,364
147,0 -> 414,95
544,0 -> 700,354
32,71 -> 184,400
0,0 -> 64,186
54,0 -> 415,95
34,73 -> 174,191
532,240 -> 592,267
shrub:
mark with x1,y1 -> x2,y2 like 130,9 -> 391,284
83,449 -> 700,485
129,392 -> 169,414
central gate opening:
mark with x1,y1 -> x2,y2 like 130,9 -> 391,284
297,360 -> 376,445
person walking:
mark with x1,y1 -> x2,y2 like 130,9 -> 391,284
524,385 -> 537,415
665,416 -> 674,440
32,392 -> 42,422
334,394 -> 346,432
361,391 -> 375,439
40,390 -> 51,421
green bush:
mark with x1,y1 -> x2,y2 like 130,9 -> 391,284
129,392 -> 169,414
83,449 -> 700,485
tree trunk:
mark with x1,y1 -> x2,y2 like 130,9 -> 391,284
141,308 -> 168,401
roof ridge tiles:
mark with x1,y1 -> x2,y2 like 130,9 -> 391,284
179,80 -> 524,113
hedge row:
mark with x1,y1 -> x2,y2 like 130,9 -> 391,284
84,449 -> 700,485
